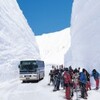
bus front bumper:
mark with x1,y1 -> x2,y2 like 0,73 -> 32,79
20,74 -> 39,81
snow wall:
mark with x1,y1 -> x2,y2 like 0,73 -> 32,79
0,0 -> 40,82
65,0 -> 100,72
36,28 -> 70,65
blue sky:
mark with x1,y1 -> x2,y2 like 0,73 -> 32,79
17,0 -> 73,35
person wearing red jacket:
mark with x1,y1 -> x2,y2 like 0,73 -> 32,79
63,68 -> 72,100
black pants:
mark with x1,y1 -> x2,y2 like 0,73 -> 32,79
80,83 -> 87,98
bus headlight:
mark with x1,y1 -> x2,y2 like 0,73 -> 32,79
20,75 -> 24,78
33,74 -> 37,77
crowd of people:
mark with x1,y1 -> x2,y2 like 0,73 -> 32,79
48,65 -> 100,100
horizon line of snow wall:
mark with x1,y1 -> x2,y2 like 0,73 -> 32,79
0,0 -> 40,82
64,0 -> 100,72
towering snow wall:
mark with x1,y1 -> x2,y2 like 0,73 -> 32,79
36,28 -> 70,65
0,0 -> 40,81
65,0 -> 100,71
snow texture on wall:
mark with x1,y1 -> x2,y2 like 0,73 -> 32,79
0,0 -> 40,81
65,0 -> 100,72
36,28 -> 70,65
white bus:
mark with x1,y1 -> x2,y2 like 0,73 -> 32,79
18,60 -> 45,82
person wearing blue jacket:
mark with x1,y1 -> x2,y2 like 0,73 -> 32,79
92,69 -> 100,90
79,68 -> 87,99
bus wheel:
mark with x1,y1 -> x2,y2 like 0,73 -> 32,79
22,80 -> 26,83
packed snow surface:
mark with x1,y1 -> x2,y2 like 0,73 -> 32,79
0,64 -> 100,100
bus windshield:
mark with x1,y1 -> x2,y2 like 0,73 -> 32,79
20,61 -> 38,72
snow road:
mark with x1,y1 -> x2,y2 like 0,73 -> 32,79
0,65 -> 100,100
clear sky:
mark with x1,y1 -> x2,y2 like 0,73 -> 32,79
17,0 -> 73,35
